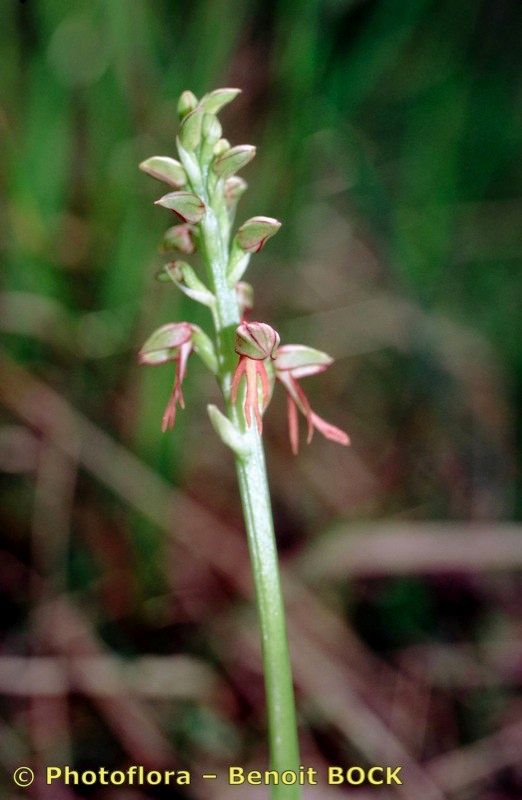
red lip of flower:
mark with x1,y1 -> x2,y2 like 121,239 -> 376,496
274,344 -> 350,454
138,322 -> 194,432
231,321 -> 280,433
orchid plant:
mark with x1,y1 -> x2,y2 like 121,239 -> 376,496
138,88 -> 349,799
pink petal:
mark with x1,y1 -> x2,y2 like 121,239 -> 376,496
161,368 -> 185,432
231,357 -> 246,404
276,373 -> 310,417
175,382 -> 185,410
310,411 -> 350,446
258,361 -> 270,410
244,369 -> 254,427
245,357 -> 262,431
177,340 -> 192,384
161,395 -> 178,432
287,395 -> 299,455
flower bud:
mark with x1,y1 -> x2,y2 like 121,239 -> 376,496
138,322 -> 193,365
155,261 -> 182,283
157,261 -> 215,308
155,191 -> 205,223
213,138 -> 231,157
201,113 -> 222,145
236,216 -> 281,253
178,106 -> 204,151
200,88 -> 241,114
275,345 -> 333,378
161,224 -> 195,255
213,145 -> 256,179
177,90 -> 198,119
235,321 -> 280,361
139,156 -> 186,187
224,176 -> 247,208
236,281 -> 254,315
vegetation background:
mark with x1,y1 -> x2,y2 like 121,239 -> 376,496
0,1 -> 520,798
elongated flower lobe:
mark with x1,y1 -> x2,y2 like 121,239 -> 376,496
275,344 -> 350,454
138,322 -> 195,432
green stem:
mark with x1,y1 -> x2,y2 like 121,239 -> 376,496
199,182 -> 301,798
235,426 -> 301,799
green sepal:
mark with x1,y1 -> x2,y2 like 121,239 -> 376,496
200,88 -> 241,115
154,191 -> 205,223
200,114 -> 223,165
202,114 -> 222,145
139,156 -> 186,187
213,145 -> 256,179
177,90 -> 198,119
213,138 -> 231,157
178,106 -> 204,151
275,345 -> 333,378
236,216 -> 281,253
138,322 -> 193,366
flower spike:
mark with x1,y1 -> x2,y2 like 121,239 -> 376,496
275,344 -> 350,454
140,87 -> 350,785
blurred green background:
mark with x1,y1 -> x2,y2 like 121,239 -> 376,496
1,1 -> 521,798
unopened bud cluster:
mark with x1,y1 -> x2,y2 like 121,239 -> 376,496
139,88 -> 349,454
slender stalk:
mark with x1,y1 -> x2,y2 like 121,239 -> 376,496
199,189 -> 301,798
235,427 -> 301,797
